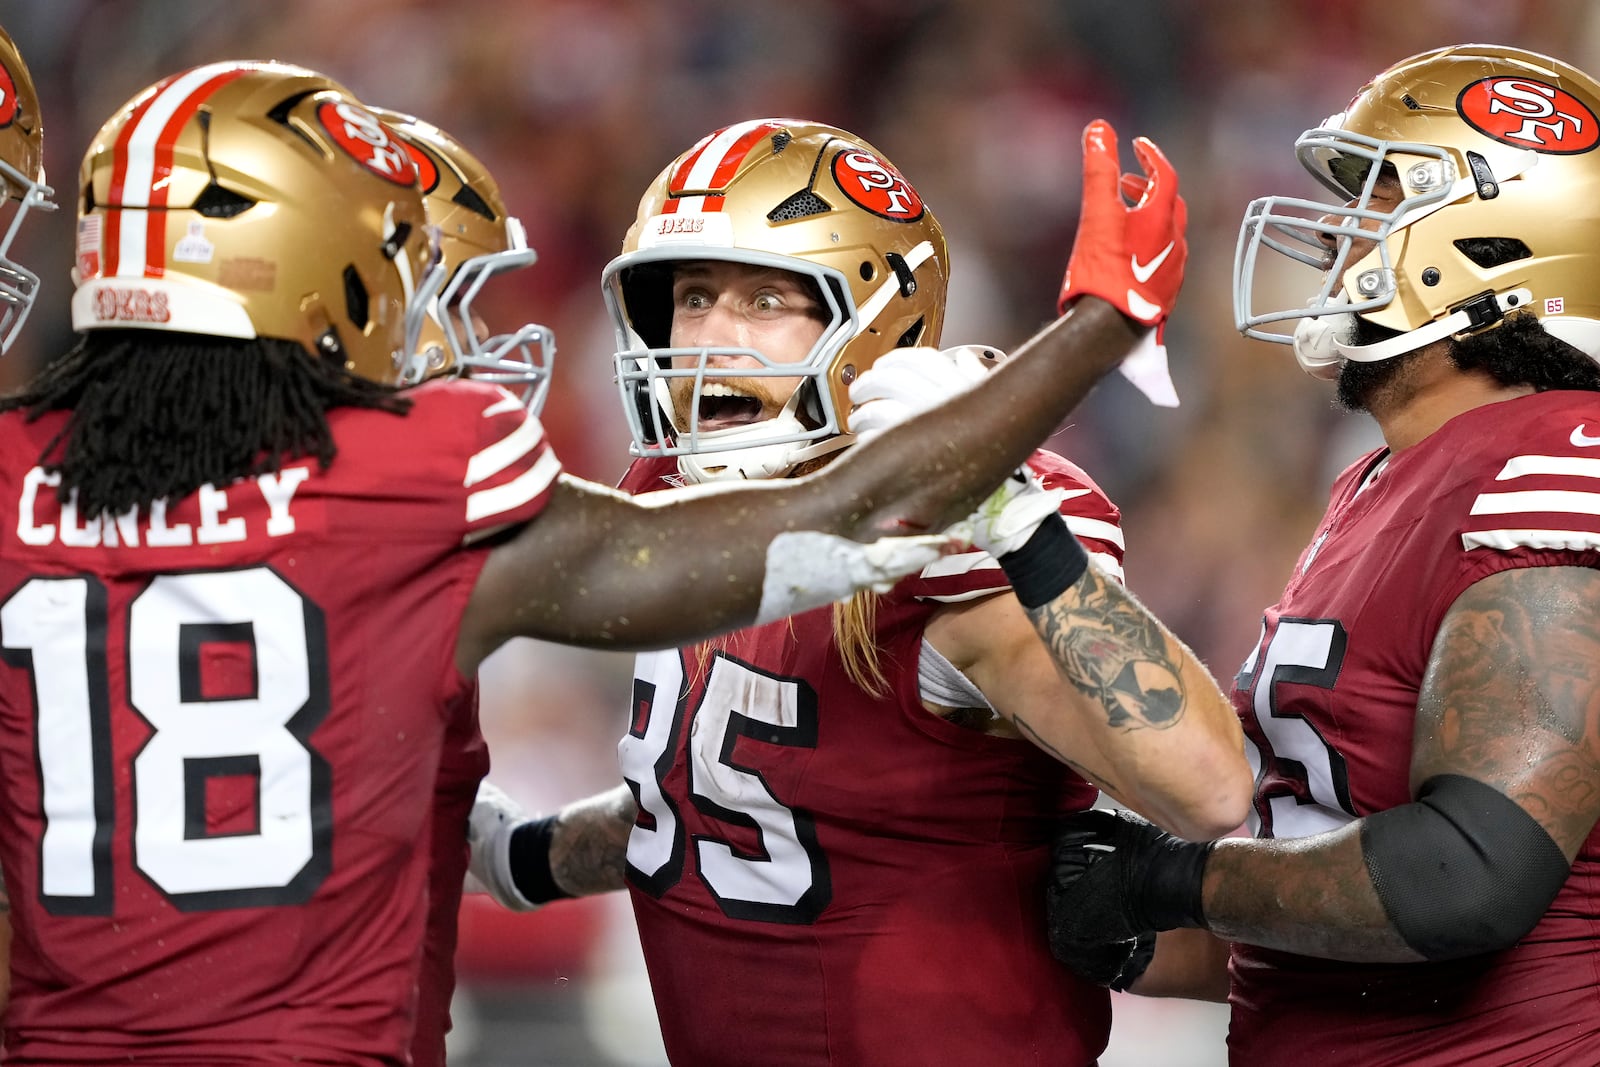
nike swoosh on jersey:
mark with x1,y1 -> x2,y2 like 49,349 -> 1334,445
1571,424 -> 1600,447
1130,242 -> 1174,283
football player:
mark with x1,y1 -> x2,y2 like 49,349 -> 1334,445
466,117 -> 1249,1067
0,18 -> 52,1018
0,64 -> 1180,1064
1044,44 -> 1600,1067
0,20 -> 52,353
374,107 -> 555,1067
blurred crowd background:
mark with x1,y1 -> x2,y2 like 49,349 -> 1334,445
2,1 -> 1596,1063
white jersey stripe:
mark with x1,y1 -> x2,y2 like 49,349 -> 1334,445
1463,528 -> 1600,552
1469,489 -> 1600,516
465,411 -> 546,488
919,550 -> 1125,602
467,445 -> 561,523
1496,454 -> 1600,480
115,63 -> 241,278
1065,515 -> 1126,550
1088,551 -> 1125,583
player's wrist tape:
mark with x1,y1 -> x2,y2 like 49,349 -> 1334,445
1132,835 -> 1213,932
997,513 -> 1089,609
1361,773 -> 1570,960
508,814 -> 576,905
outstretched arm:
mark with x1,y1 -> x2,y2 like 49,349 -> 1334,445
469,782 -> 636,909
461,121 -> 1184,668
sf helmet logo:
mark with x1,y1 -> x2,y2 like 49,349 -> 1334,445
0,63 -> 16,128
832,149 -> 924,221
316,101 -> 418,185
1458,76 -> 1600,154
398,140 -> 441,195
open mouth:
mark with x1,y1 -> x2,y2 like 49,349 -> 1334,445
690,383 -> 768,431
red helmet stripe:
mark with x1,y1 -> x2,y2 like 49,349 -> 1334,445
667,128 -> 722,195
665,119 -> 787,212
105,63 -> 251,279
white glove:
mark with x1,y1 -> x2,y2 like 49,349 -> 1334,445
756,529 -> 956,624
949,467 -> 1069,559
465,780 -> 541,912
846,344 -> 1002,440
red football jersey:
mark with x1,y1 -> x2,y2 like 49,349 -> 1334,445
616,452 -> 1122,1067
1229,390 -> 1600,1066
0,379 -> 557,1065
410,685 -> 489,1067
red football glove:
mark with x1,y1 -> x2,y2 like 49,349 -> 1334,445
1057,119 -> 1188,329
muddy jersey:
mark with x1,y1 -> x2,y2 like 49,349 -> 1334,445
617,452 -> 1123,1067
0,379 -> 557,1066
1229,390 -> 1600,1066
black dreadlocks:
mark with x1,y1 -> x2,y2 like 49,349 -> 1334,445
0,331 -> 411,517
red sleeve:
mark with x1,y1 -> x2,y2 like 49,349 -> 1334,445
446,381 -> 562,542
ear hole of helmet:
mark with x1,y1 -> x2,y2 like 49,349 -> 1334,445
343,265 -> 369,329
193,184 -> 255,218
1453,237 -> 1532,269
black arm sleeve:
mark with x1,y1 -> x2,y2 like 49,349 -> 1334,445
1361,773 -> 1572,961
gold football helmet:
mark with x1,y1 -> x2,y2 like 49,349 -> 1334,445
377,109 -> 554,411
1235,44 -> 1600,378
73,61 -> 435,384
602,118 -> 948,482
0,22 -> 54,353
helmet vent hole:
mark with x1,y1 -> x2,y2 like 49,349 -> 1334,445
343,265 -> 370,328
772,130 -> 792,153
452,184 -> 496,221
896,318 -> 925,348
193,184 -> 256,219
1401,94 -> 1422,110
768,190 -> 832,221
1453,237 -> 1531,269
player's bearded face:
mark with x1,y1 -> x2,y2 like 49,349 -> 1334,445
667,261 -> 826,433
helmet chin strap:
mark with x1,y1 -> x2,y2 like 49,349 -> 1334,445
1293,287 -> 1534,379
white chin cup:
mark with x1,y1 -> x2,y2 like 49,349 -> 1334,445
677,425 -> 808,484
1292,309 -> 1352,381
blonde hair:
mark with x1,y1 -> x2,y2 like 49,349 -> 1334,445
832,590 -> 890,699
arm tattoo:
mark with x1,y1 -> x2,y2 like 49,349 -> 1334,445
1023,564 -> 1187,731
1415,565 -> 1600,859
549,786 -> 636,897
1009,713 -> 1118,792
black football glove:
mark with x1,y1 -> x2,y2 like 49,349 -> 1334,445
1045,808 -> 1213,988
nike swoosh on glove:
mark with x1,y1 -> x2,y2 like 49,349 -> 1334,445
1057,118 -> 1189,328
846,344 -> 1003,441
